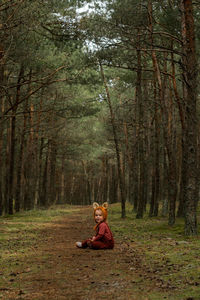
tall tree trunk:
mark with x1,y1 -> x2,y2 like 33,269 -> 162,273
171,44 -> 186,218
15,107 -> 27,212
148,0 -> 178,223
149,79 -> 160,217
0,59 -> 5,215
8,65 -> 24,214
100,63 -> 126,218
176,1 -> 187,218
34,94 -> 43,206
161,149 -> 169,216
148,1 -> 161,217
5,122 -> 10,214
181,0 -> 198,235
136,33 -> 145,219
24,105 -> 35,210
0,98 -> 5,215
166,66 -> 177,226
8,112 -> 16,214
132,107 -> 139,212
123,122 -> 135,205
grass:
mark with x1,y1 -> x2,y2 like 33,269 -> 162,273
0,204 -> 80,294
0,205 -> 78,249
109,202 -> 200,300
0,203 -> 199,300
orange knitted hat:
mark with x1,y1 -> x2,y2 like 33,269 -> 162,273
93,202 -> 108,222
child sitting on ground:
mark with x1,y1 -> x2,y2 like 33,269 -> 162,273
75,202 -> 114,250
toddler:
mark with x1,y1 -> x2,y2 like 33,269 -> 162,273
75,202 -> 114,250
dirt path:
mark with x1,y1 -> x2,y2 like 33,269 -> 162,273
2,207 -> 173,300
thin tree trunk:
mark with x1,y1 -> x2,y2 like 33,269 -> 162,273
136,32 -> 145,219
109,164 -> 118,204
161,149 -> 169,216
8,113 -> 16,214
100,63 -> 126,218
123,122 -> 135,205
148,1 -> 161,217
40,140 -> 50,207
82,160 -> 92,205
166,68 -> 177,226
176,1 -> 187,218
48,140 -> 57,205
15,100 -> 28,212
38,137 -> 44,206
8,66 -> 24,214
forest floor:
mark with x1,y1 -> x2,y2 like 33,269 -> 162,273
0,205 -> 199,300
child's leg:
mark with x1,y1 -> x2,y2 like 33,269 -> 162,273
91,240 -> 113,250
81,239 -> 91,248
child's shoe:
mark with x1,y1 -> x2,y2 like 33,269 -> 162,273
75,241 -> 82,248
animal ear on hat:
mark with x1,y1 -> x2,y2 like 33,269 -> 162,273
93,202 -> 99,209
102,202 -> 108,210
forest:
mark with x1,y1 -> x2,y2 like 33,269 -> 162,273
0,0 -> 199,237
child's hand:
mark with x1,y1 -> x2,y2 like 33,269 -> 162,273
91,236 -> 96,242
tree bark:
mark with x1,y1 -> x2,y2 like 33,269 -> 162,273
148,1 -> 161,218
7,66 -> 24,214
181,0 -> 198,235
100,63 -> 126,218
136,32 -> 145,219
0,98 -> 5,215
15,100 -> 28,212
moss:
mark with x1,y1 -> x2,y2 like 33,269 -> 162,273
109,202 -> 200,300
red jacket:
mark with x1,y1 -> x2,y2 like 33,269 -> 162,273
94,222 -> 114,246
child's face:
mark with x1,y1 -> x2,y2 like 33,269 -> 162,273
94,209 -> 104,224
